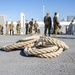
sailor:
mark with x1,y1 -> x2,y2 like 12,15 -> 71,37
5,21 -> 9,35
34,21 -> 38,33
29,19 -> 34,34
53,12 -> 60,36
44,12 -> 52,36
9,21 -> 14,35
16,21 -> 21,35
25,20 -> 29,35
68,20 -> 74,35
0,24 -> 2,35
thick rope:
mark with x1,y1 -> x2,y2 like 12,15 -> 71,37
38,48 -> 63,58
24,37 -> 69,58
24,46 -> 58,56
2,36 -> 69,58
2,39 -> 37,51
44,37 -> 69,50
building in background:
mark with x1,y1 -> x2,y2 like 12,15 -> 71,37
0,14 -> 7,34
60,18 -> 67,22
67,16 -> 75,22
0,14 -> 6,25
20,12 -> 25,34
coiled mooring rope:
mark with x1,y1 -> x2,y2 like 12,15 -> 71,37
24,37 -> 69,58
1,36 -> 69,58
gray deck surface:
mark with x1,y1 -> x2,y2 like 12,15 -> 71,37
0,35 -> 75,75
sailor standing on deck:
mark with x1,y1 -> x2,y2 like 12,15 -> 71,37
0,24 -> 2,35
34,21 -> 38,33
9,21 -> 14,35
68,20 -> 74,35
16,21 -> 21,35
44,12 -> 52,36
53,12 -> 60,36
29,19 -> 34,34
25,20 -> 29,35
5,21 -> 9,35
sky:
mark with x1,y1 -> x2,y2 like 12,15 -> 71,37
0,0 -> 75,21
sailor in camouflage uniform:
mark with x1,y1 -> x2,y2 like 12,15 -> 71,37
44,12 -> 52,36
5,21 -> 9,35
9,21 -> 14,35
53,12 -> 60,35
16,21 -> 21,35
0,24 -> 2,35
34,21 -> 38,33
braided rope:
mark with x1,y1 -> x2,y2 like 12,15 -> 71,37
24,46 -> 58,55
38,48 -> 63,58
24,37 -> 69,58
2,39 -> 37,51
44,37 -> 69,50
2,35 -> 69,58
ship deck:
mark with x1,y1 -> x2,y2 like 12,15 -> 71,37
0,34 -> 75,75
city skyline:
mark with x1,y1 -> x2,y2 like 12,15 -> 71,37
0,0 -> 75,21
